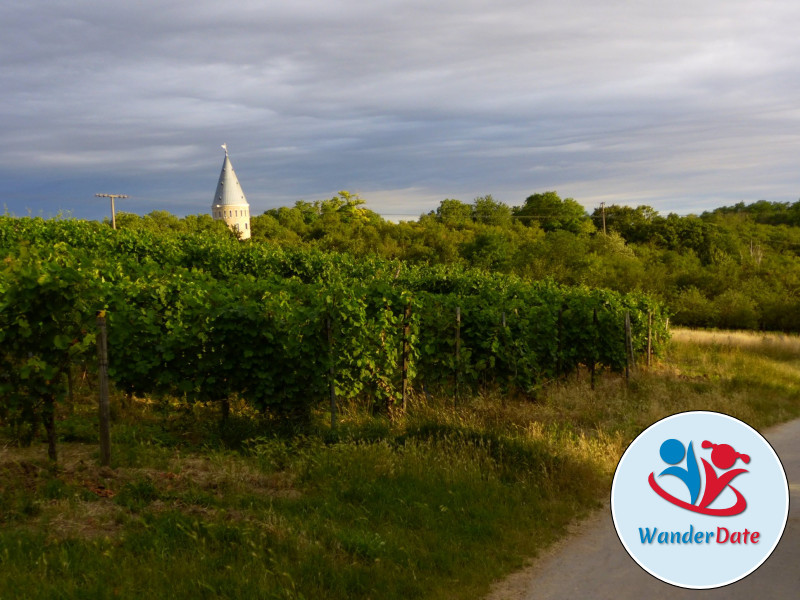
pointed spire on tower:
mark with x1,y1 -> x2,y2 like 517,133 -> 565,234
213,147 -> 247,206
211,145 -> 251,239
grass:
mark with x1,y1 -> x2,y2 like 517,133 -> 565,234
1,328 -> 799,599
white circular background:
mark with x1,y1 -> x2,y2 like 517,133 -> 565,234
611,411 -> 789,589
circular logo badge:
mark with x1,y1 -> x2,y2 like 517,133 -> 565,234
611,411 -> 789,589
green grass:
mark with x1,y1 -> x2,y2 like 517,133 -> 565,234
1,329 -> 799,599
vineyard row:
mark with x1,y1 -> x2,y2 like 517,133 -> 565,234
1,220 -> 667,458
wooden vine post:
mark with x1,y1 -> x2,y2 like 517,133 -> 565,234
556,304 -> 564,377
401,301 -> 412,413
624,310 -> 634,381
591,308 -> 599,390
500,310 -> 509,404
96,310 -> 111,467
647,311 -> 653,367
454,306 -> 461,407
326,316 -> 337,430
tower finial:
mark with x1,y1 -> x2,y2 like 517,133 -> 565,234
221,143 -> 228,156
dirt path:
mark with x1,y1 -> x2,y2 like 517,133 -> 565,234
487,418 -> 800,599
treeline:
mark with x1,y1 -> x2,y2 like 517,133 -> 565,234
24,191 -> 800,333
245,192 -> 800,332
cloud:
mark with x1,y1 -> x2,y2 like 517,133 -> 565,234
2,0 -> 800,220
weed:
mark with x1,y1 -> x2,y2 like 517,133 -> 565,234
114,477 -> 159,512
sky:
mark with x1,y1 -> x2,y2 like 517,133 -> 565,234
3,0 -> 800,222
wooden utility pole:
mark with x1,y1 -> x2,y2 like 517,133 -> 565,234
96,311 -> 111,467
95,193 -> 129,230
600,202 -> 607,235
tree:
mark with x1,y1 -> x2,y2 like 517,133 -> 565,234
461,229 -> 513,271
321,191 -> 373,223
651,214 -> 719,264
472,195 -> 512,227
590,204 -> 658,243
250,214 -> 302,245
671,287 -> 717,328
182,213 -> 233,236
435,199 -> 473,228
513,191 -> 591,234
141,210 -> 183,233
264,205 -> 311,237
712,290 -> 760,330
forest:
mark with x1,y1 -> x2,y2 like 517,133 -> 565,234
113,192 -> 800,332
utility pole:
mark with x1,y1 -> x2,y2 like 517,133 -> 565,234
600,202 -> 607,235
95,193 -> 128,229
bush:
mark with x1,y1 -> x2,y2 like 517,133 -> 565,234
672,287 -> 716,327
713,290 -> 760,330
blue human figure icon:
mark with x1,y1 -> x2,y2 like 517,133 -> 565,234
658,439 -> 701,505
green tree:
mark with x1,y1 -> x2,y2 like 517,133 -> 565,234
250,214 -> 303,245
651,214 -> 719,264
182,214 -> 233,236
321,191 -> 373,223
513,191 -> 591,234
264,205 -> 311,237
435,199 -> 473,228
472,195 -> 512,227
590,205 -> 658,243
671,287 -> 717,328
461,229 -> 513,271
712,290 -> 760,330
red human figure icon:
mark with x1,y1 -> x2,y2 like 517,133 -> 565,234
698,441 -> 750,509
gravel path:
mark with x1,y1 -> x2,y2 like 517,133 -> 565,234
487,418 -> 800,600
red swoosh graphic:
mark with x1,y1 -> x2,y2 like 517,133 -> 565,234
648,472 -> 747,516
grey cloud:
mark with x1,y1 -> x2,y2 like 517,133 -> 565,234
2,0 -> 800,220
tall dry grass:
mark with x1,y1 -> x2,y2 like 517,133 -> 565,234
1,328 -> 799,600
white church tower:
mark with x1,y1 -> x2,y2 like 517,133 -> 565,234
211,144 -> 251,239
